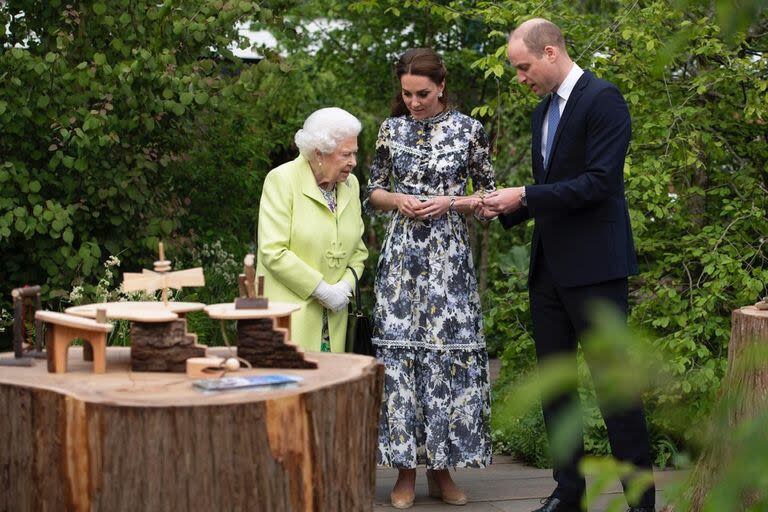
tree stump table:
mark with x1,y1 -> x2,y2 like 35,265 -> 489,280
65,301 -> 207,372
0,346 -> 383,512
689,306 -> 768,510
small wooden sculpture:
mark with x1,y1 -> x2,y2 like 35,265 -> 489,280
36,310 -> 113,374
65,301 -> 207,373
236,317 -> 317,368
0,286 -> 46,367
236,254 -> 268,309
122,242 -> 205,305
130,315 -> 206,372
205,301 -> 318,369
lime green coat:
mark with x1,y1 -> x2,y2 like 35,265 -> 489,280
256,155 -> 368,352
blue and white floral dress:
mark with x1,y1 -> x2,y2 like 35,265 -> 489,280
367,109 -> 495,469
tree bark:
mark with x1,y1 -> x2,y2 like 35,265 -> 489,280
688,306 -> 768,510
130,319 -> 206,372
0,347 -> 383,512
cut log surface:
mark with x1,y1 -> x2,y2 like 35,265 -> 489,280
0,347 -> 384,512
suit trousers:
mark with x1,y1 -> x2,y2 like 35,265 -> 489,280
529,248 -> 655,508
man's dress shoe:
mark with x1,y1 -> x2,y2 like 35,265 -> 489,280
532,496 -> 582,512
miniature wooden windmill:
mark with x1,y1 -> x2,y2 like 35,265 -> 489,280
122,242 -> 205,305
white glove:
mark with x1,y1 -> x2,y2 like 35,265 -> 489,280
311,280 -> 352,312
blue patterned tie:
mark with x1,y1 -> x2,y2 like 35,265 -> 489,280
544,93 -> 560,167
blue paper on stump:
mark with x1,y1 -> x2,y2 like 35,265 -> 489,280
193,374 -> 303,392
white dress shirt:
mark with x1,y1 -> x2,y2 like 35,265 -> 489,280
540,63 -> 584,162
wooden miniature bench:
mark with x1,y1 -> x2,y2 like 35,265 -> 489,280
35,311 -> 113,374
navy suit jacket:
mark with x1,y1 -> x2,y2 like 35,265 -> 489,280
500,71 -> 638,287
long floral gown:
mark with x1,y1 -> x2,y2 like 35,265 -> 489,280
368,109 -> 495,469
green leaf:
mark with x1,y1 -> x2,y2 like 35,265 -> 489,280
93,3 -> 107,15
180,92 -> 194,105
45,52 -> 57,63
94,53 -> 107,65
160,219 -> 174,235
37,96 -> 50,108
62,228 -> 74,244
194,92 -> 208,105
29,181 -> 41,193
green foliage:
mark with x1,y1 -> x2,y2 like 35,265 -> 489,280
67,254 -> 149,346
491,393 -> 550,467
176,240 -> 242,346
0,1 -> 272,300
496,303 -> 768,510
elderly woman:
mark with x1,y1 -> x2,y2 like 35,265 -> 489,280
256,107 -> 368,352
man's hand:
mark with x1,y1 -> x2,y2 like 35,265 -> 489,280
481,187 -> 525,216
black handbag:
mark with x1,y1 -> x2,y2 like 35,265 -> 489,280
345,267 -> 375,356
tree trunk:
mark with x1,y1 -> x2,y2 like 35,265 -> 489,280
688,306 -> 768,510
0,347 -> 383,512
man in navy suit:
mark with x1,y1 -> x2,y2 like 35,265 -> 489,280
481,18 -> 656,512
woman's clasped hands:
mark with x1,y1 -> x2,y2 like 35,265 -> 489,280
311,280 -> 352,312
394,193 -> 484,220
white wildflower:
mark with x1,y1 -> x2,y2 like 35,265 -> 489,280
69,285 -> 84,303
104,255 -> 121,268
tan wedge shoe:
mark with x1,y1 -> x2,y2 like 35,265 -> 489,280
390,488 -> 415,509
426,470 -> 468,506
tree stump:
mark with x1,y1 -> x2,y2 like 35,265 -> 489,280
688,306 -> 768,510
0,347 -> 383,512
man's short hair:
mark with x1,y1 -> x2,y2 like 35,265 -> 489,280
511,19 -> 566,57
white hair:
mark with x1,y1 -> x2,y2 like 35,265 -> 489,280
294,107 -> 362,158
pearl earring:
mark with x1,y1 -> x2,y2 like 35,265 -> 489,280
438,91 -> 443,98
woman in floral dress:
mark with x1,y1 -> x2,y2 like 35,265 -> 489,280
367,48 -> 495,509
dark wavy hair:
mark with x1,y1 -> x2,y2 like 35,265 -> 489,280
391,48 -> 448,117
